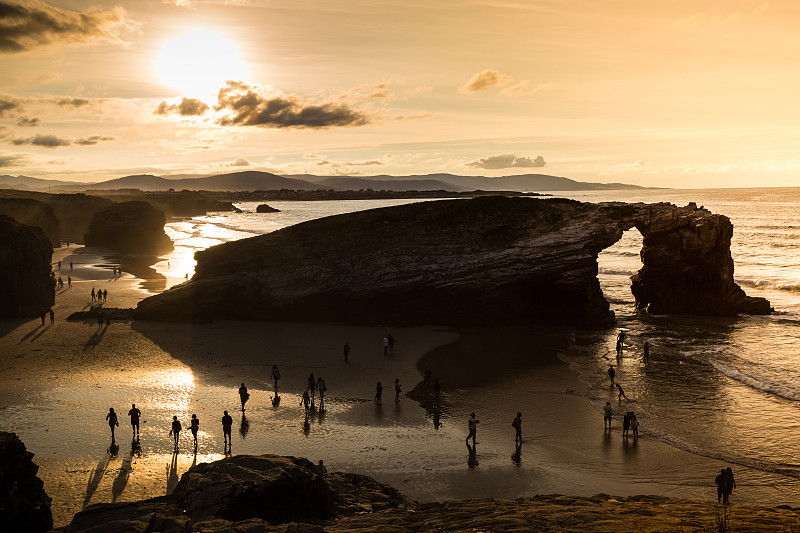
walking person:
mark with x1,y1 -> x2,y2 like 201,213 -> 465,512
67,276 -> 71,288
128,404 -> 141,440
643,341 -> 650,363
383,335 -> 388,355
608,366 -> 615,385
301,390 -> 311,413
106,407 -> 119,442
622,412 -> 631,437
222,410 -> 233,448
387,334 -> 395,354
343,341 -> 350,363
239,383 -> 249,411
466,412 -> 479,447
270,365 -> 280,392
317,377 -> 327,407
190,414 -> 199,447
726,467 -> 736,503
512,412 -> 522,443
49,308 -> 54,324
307,373 -> 316,403
630,412 -> 639,438
715,469 -> 729,504
91,287 -> 96,302
169,416 -> 182,449
394,378 -> 402,403
603,402 -> 613,429
616,383 -> 628,401
374,381 -> 383,404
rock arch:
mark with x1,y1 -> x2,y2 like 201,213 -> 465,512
134,196 -> 770,326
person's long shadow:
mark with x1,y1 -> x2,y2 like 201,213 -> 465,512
30,324 -> 52,342
84,324 -> 109,350
239,413 -> 249,440
511,443 -> 522,467
111,444 -> 134,503
17,324 -> 42,344
467,443 -> 479,469
166,449 -> 180,496
83,451 -> 113,508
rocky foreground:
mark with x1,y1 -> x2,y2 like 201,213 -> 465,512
54,453 -> 800,533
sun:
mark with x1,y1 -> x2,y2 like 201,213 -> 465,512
156,29 -> 247,100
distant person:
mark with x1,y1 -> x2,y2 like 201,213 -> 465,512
307,373 -> 316,402
40,310 -> 45,326
301,390 -> 310,413
394,378 -> 402,403
374,381 -> 383,404
388,333 -> 395,354
239,383 -> 249,411
567,330 -> 576,349
466,412 -> 479,447
726,467 -> 736,502
128,404 -> 141,439
190,414 -> 199,447
69,261 -> 73,271
630,412 -> 639,438
103,289 -> 107,302
317,377 -> 327,406
622,412 -> 631,437
222,410 -> 233,447
383,335 -> 388,355
604,402 -> 613,428
270,365 -> 281,391
512,412 -> 522,443
57,260 -> 61,270
318,459 -> 327,476
91,287 -> 96,302
616,330 -> 626,357
106,407 -> 119,442
49,308 -> 54,324
643,341 -> 650,363
715,468 -> 729,504
170,416 -> 182,448
617,383 -> 628,401
608,366 -> 615,385
343,341 -> 350,363
67,276 -> 72,288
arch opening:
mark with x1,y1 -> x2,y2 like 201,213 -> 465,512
597,227 -> 643,313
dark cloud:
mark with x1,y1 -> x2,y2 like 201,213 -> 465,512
0,152 -> 29,167
55,97 -> 91,108
0,0 -> 125,54
316,159 -> 383,166
216,81 -> 369,129
154,97 -> 210,117
74,135 -> 114,145
459,69 -> 509,94
16,117 -> 40,127
0,94 -> 21,117
466,153 -> 547,169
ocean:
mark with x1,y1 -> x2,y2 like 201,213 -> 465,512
158,187 -> 800,501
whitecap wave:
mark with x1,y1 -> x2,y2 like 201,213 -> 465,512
711,360 -> 800,401
736,278 -> 800,292
598,267 -> 638,276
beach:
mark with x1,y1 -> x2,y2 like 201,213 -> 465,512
1,243 -> 790,528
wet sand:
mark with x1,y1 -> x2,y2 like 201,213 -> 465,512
0,245 -> 788,528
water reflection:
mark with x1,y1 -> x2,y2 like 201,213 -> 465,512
511,444 -> 522,467
239,413 -> 249,439
467,444 -> 478,469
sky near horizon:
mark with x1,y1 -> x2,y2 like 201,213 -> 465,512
0,0 -> 798,187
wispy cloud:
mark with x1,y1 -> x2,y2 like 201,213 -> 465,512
459,69 -> 510,94
466,153 -> 546,169
54,97 -> 91,108
154,97 -> 210,117
10,133 -> 114,148
16,117 -> 41,127
499,81 -> 554,98
0,94 -> 22,117
74,135 -> 114,146
0,152 -> 29,167
0,0 -> 128,54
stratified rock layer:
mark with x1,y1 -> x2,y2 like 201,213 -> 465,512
135,197 -> 769,326
0,432 -> 53,533
0,215 -> 54,318
0,197 -> 60,247
84,201 -> 173,255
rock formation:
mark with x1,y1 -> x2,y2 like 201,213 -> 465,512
0,432 -> 53,533
84,201 -> 173,255
256,203 -> 280,213
134,197 -> 769,326
0,215 -> 54,318
0,198 -> 60,247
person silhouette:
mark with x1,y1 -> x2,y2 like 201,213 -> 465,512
170,416 -> 181,449
221,410 -> 233,449
394,379 -> 402,403
466,412 -> 479,446
512,412 -> 522,443
190,414 -> 199,447
128,404 -> 141,440
106,407 -> 119,442
374,382 -> 383,404
343,341 -> 350,362
239,383 -> 249,411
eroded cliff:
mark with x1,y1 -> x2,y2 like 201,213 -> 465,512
0,215 -> 54,318
84,201 -> 173,255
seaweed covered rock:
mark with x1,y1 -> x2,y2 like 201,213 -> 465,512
0,432 -> 53,533
84,201 -> 173,255
0,215 -> 54,318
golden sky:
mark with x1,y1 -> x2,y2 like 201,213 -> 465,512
0,0 -> 798,187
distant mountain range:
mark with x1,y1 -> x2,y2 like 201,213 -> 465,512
0,171 -> 649,194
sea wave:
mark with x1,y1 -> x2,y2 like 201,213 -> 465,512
598,267 -> 638,276
710,360 -> 800,401
735,278 -> 800,292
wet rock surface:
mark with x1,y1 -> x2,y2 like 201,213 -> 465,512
135,196 -> 769,326
0,432 -> 53,533
0,215 -> 54,318
256,204 -> 281,213
84,201 -> 173,255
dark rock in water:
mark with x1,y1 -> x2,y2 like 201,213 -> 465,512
0,215 -> 54,318
64,455 -> 415,532
256,203 -> 280,213
0,198 -> 60,247
84,201 -> 173,255
134,197 -> 769,326
0,432 -> 53,533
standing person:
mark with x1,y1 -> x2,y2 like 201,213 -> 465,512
57,260 -> 61,270
40,310 -> 45,326
374,382 -> 383,404
301,390 -> 311,413
222,410 -> 233,448
622,412 -> 631,437
49,308 -> 54,324
643,341 -> 650,363
270,365 -> 280,391
69,261 -> 73,271
128,404 -> 141,440
67,276 -> 71,288
387,334 -> 395,354
630,412 -> 639,438
91,287 -> 96,302
317,377 -> 327,407
466,412 -> 479,447
394,379 -> 402,403
603,402 -> 613,429
239,383 -> 249,411
190,414 -> 199,447
608,366 -> 615,385
715,469 -> 729,504
726,467 -> 736,502
170,416 -> 182,449
103,289 -> 107,302
567,331 -> 576,349
512,412 -> 522,443
343,341 -> 350,363
307,373 -> 316,403
318,460 -> 327,476
106,408 -> 119,442
383,335 -> 389,355
616,383 -> 628,401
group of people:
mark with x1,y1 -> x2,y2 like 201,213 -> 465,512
382,334 -> 396,355
372,378 -> 403,405
714,467 -> 737,504
91,287 -> 108,303
301,374 -> 328,412
603,402 -> 639,439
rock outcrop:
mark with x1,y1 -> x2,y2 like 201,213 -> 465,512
0,215 -> 54,318
0,198 -> 60,247
84,201 -> 173,255
64,455 -> 414,532
134,197 -> 769,326
0,432 -> 53,533
256,203 -> 280,213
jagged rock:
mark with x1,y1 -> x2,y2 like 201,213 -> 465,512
0,432 -> 53,533
0,198 -> 60,247
256,204 -> 280,213
84,201 -> 173,255
64,455 -> 416,532
134,197 -> 768,326
0,215 -> 54,318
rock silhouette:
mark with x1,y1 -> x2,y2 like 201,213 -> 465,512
0,215 -> 54,318
84,201 -> 173,255
0,432 -> 53,533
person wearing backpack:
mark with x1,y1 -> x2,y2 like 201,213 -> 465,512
512,412 -> 522,443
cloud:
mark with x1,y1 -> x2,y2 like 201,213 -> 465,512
215,81 -> 369,129
499,81 -> 554,98
304,153 -> 325,159
224,157 -> 251,167
0,152 -> 29,167
466,153 -> 546,169
459,69 -> 510,94
55,97 -> 91,108
10,133 -> 113,148
16,117 -> 40,127
316,159 -> 383,167
74,135 -> 114,145
0,94 -> 22,117
154,97 -> 210,117
341,83 -> 391,101
0,0 -> 127,54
